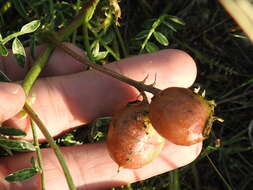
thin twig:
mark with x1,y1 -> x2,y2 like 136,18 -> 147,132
47,34 -> 161,95
24,103 -> 76,190
206,155 -> 233,190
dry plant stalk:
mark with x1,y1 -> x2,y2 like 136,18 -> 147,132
219,0 -> 253,42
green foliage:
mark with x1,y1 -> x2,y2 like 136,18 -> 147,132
56,132 -> 82,146
5,156 -> 40,182
153,31 -> 169,46
0,139 -> 35,152
0,126 -> 26,137
1,20 -> 40,46
89,117 -> 111,142
0,19 -> 40,68
145,41 -> 158,53
20,20 -> 41,34
5,168 -> 38,182
131,14 -> 185,54
91,40 -> 109,61
0,42 -> 8,56
12,37 -> 26,67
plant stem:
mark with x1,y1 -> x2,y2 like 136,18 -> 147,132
87,24 -> 120,60
31,120 -> 45,190
139,14 -> 166,54
82,0 -> 100,61
22,46 -> 54,95
58,0 -> 96,40
83,20 -> 94,61
71,0 -> 81,43
169,169 -> 180,190
113,24 -> 128,57
2,32 -> 22,45
206,155 -> 233,190
191,163 -> 200,190
23,103 -> 76,190
48,35 -> 161,95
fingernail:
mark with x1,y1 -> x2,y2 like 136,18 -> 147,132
0,82 -> 21,94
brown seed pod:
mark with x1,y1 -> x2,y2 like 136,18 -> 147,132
149,87 -> 215,146
106,102 -> 165,169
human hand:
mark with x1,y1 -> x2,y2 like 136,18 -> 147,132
0,44 -> 201,190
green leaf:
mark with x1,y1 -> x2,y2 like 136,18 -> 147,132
145,42 -> 159,53
162,21 -> 177,32
94,51 -> 108,61
91,41 -> 109,61
0,43 -> 8,56
0,145 -> 13,156
134,30 -> 149,40
167,15 -> 185,25
12,38 -> 26,68
91,40 -> 100,57
5,168 -> 38,182
153,31 -> 169,46
0,139 -> 35,152
84,0 -> 99,22
20,20 -> 40,34
0,126 -> 26,137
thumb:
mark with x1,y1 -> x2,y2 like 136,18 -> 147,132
0,82 -> 25,122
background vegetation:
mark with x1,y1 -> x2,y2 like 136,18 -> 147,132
0,0 -> 253,189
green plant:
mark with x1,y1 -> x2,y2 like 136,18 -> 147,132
0,20 -> 40,67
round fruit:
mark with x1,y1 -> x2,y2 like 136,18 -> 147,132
106,102 -> 165,169
149,87 -> 214,146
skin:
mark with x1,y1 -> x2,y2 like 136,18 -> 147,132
0,44 -> 201,190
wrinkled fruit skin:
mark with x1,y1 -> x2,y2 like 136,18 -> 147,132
149,87 -> 212,146
106,102 -> 165,169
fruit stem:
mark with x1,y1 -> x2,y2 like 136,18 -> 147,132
47,34 -> 161,95
87,23 -> 120,60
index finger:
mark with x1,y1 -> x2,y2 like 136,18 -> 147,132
0,141 -> 202,190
